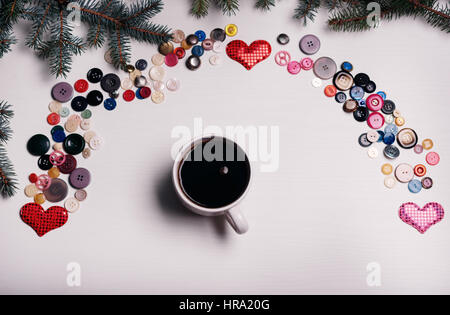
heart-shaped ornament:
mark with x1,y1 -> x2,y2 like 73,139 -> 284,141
20,203 -> 69,237
226,40 -> 272,70
399,202 -> 444,234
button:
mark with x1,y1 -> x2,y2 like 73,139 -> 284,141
121,77 -> 133,90
82,147 -> 91,159
69,168 -> 91,189
358,133 -> 372,147
75,189 -> 88,202
367,147 -> 378,159
172,29 -> 185,43
89,135 -> 103,150
81,109 -> 92,120
65,198 -> 80,213
192,45 -> 205,57
59,107 -> 70,117
364,81 -> 376,93
395,116 -> 405,126
367,130 -> 379,143
83,131 -> 96,143
392,109 -> 401,118
174,47 -> 186,59
38,154 -> 53,170
383,132 -> 395,145
426,152 -> 440,166
27,134 -> 50,156
58,154 -> 77,174
181,40 -> 192,50
25,184 -> 39,198
349,86 -> 365,100
139,86 -> 151,99
324,85 -> 337,97
124,64 -> 135,73
152,53 -> 165,66
186,34 -> 199,46
63,134 -> 85,155
74,79 -> 89,93
377,91 -> 387,100
335,92 -> 347,103
385,114 -> 394,124
422,139 -> 433,150
162,53 -> 177,68
53,143 -> 63,151
166,78 -> 180,91
384,123 -> 398,135
87,68 -> 103,83
213,41 -> 223,53
311,78 -> 322,88
100,73 -> 120,93
80,119 -> 91,131
65,119 -> 78,133
353,106 -> 369,122
151,91 -> 165,104
396,128 -> 417,149
414,164 -> 427,177
195,30 -> 207,41
134,75 -> 147,88
49,150 -> 66,166
149,66 -> 166,81
408,179 -> 422,194
34,193 -> 46,205
86,90 -> 103,106
333,71 -> 353,91
202,39 -> 214,51
36,174 -> 51,190
384,144 -> 400,159
414,144 -> 423,154
47,113 -> 60,125
277,33 -> 289,45
71,96 -> 88,112
359,100 -> 366,107
299,34 -> 320,55
225,24 -> 238,37
354,73 -> 370,87
341,61 -> 353,72
153,81 -> 165,91
29,173 -> 38,183
135,59 -> 148,71
123,90 -> 135,102
343,99 -> 358,113
313,57 -> 337,80
377,130 -> 385,142
43,178 -> 68,203
300,57 -> 313,70
186,55 -> 201,71
158,41 -> 174,55
48,167 -> 60,179
209,54 -> 222,66
384,176 -> 396,189
395,163 -> 414,183
210,28 -> 226,42
51,82 -> 74,103
367,112 -> 385,129
49,101 -> 62,113
381,163 -> 393,175
104,48 -> 114,64
421,177 -> 433,189
274,51 -> 291,66
366,94 -> 384,112
287,61 -> 301,74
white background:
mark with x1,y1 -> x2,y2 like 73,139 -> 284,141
0,1 -> 449,294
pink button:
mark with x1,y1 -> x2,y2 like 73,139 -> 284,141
287,61 -> 301,74
165,53 -> 178,67
414,144 -> 423,154
426,152 -> 440,166
274,51 -> 291,66
366,94 -> 384,111
300,57 -> 313,70
367,112 -> 385,129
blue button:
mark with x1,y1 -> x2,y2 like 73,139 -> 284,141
408,179 -> 422,193
195,30 -> 206,41
341,61 -> 353,72
383,132 -> 395,145
377,130 -> 385,142
192,45 -> 205,57
384,123 -> 398,135
350,86 -> 365,100
359,99 -> 366,107
377,91 -> 387,100
135,88 -> 144,100
52,129 -> 66,143
103,98 -> 117,111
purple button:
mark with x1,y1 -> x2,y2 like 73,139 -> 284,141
69,168 -> 91,189
51,82 -> 74,103
299,34 -> 321,55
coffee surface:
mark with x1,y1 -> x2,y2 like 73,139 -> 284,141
179,137 -> 251,208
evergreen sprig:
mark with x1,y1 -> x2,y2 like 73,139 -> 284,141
255,0 -> 276,11
0,0 -> 171,77
0,100 -> 16,198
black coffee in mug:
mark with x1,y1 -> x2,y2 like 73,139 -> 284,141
178,137 -> 251,208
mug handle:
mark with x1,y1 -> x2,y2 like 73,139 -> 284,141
225,206 -> 249,234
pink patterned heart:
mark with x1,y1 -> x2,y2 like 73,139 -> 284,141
399,202 -> 444,234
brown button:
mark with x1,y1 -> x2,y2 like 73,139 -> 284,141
158,41 -> 174,55
43,178 -> 68,203
124,64 -> 135,73
181,40 -> 192,50
397,128 -> 418,149
333,71 -> 354,91
343,99 -> 358,113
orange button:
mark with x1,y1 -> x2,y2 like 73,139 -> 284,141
34,193 -> 46,205
47,113 -> 60,125
422,139 -> 433,150
324,85 -> 337,97
414,164 -> 427,177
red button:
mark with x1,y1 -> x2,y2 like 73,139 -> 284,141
174,47 -> 186,59
123,90 -> 135,102
165,53 -> 179,67
139,86 -> 151,99
74,79 -> 89,93
324,85 -> 337,97
47,113 -> 61,125
29,173 -> 38,183
414,164 -> 427,177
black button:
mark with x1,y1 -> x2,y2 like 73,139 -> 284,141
277,33 -> 290,45
210,28 -> 226,42
353,106 -> 369,122
63,134 -> 86,155
186,55 -> 201,71
27,134 -> 50,156
38,154 -> 53,171
87,68 -> 103,83
100,73 -> 121,93
186,34 -> 199,46
354,73 -> 370,87
86,90 -> 104,106
335,92 -> 347,103
135,59 -> 148,71
381,100 -> 396,115
358,133 -> 372,147
71,96 -> 88,112
384,145 -> 400,159
364,81 -> 377,93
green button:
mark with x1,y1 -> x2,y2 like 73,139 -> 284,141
59,107 -> 70,117
81,109 -> 92,119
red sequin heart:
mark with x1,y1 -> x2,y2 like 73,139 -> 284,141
20,203 -> 68,237
226,40 -> 272,70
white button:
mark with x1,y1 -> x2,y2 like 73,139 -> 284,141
53,143 -> 63,151
80,119 -> 91,131
65,120 -> 78,133
213,41 -> 223,53
385,114 -> 394,124
83,131 -> 97,143
82,148 -> 91,159
121,77 -> 133,90
209,54 -> 222,66
151,91 -> 165,104
152,53 -> 165,66
75,189 -> 88,202
367,130 -> 379,143
166,78 -> 180,91
311,78 -> 322,88
89,135 -> 103,150
25,184 -> 39,197
153,80 -> 165,91
49,101 -> 62,113
149,66 -> 165,81
65,198 -> 80,213
395,163 -> 414,183
367,147 -> 378,159
384,176 -> 396,189
129,69 -> 142,82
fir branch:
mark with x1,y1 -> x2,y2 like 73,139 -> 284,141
215,0 -> 239,16
294,0 -> 321,25
123,0 -> 162,22
0,100 -> 14,123
191,0 -> 210,18
255,0 -> 276,11
0,144 -> 18,198
25,1 -> 53,49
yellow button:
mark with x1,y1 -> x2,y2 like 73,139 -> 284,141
48,167 -> 60,178
381,163 -> 393,175
422,139 -> 433,150
225,24 -> 238,37
395,116 -> 405,126
34,193 -> 46,205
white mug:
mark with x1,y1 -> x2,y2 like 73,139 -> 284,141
172,135 -> 251,234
